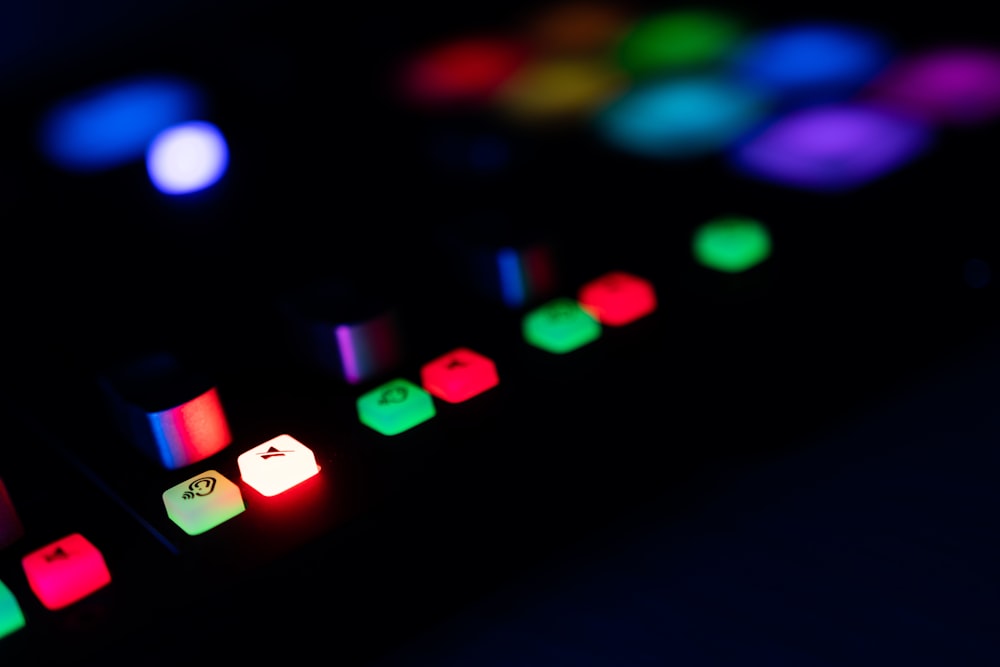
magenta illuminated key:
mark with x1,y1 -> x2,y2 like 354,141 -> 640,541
728,103 -> 931,192
421,347 -> 500,403
22,533 -> 111,610
577,271 -> 657,326
0,477 -> 24,550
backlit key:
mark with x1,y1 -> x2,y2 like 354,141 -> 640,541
238,435 -> 321,497
22,533 -> 111,610
577,271 -> 657,326
523,297 -> 601,353
421,347 -> 500,403
357,378 -> 436,436
0,579 -> 25,639
163,470 -> 245,535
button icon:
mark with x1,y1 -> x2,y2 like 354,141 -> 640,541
237,435 -> 321,497
163,471 -> 245,535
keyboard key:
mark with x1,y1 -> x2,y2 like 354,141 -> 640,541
577,271 -> 657,326
0,476 -> 24,550
523,297 -> 601,354
21,534 -> 111,611
357,379 -> 437,436
692,216 -> 773,273
420,347 -> 500,403
163,470 -> 246,535
99,351 -> 232,470
237,435 -> 321,497
0,580 -> 25,639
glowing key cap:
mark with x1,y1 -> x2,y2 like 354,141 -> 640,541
693,216 -> 773,273
0,476 -> 24,550
357,378 -> 436,436
238,435 -> 321,497
22,533 -> 111,610
523,297 -> 601,353
0,580 -> 25,639
163,470 -> 246,535
578,271 -> 657,326
421,347 -> 500,403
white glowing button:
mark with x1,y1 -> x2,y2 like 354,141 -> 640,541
237,435 -> 320,497
147,120 -> 229,194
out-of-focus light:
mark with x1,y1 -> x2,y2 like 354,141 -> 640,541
615,9 -> 744,76
495,58 -> 627,125
357,379 -> 437,436
731,23 -> 892,102
865,47 -> 1000,124
523,297 -> 601,354
38,75 -> 204,172
420,347 -> 500,403
521,1 -> 632,54
692,216 -> 772,273
21,534 -> 111,610
728,104 -> 930,192
397,37 -> 529,108
577,271 -> 657,326
963,258 -> 992,288
147,121 -> 229,195
0,579 -> 25,639
595,76 -> 767,159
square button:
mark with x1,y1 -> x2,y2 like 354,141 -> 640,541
577,271 -> 657,326
22,533 -> 111,610
421,347 -> 499,403
163,470 -> 246,535
0,579 -> 25,639
238,435 -> 321,497
357,378 -> 436,436
523,297 -> 601,353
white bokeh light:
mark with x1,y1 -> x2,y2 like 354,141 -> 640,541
146,120 -> 229,194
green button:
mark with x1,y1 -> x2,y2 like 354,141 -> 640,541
357,378 -> 436,436
523,297 -> 601,354
692,215 -> 772,273
0,579 -> 26,639
163,470 -> 245,536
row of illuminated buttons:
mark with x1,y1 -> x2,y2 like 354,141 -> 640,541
0,270 -> 659,640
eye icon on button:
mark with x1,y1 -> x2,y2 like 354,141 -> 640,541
181,476 -> 216,499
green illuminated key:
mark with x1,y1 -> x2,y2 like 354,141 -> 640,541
0,579 -> 25,639
523,297 -> 601,354
163,470 -> 245,536
692,215 -> 772,273
357,378 -> 436,436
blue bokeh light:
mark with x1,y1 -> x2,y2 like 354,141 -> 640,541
38,75 -> 205,172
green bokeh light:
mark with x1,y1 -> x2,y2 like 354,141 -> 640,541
615,9 -> 744,76
0,580 -> 26,639
692,216 -> 772,273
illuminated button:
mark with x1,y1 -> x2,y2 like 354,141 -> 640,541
99,351 -> 232,470
577,271 -> 657,326
728,104 -> 931,192
22,533 -> 111,611
693,217 -> 772,273
421,348 -> 500,403
0,476 -> 24,550
0,580 -> 25,639
163,470 -> 245,535
523,297 -> 601,353
357,378 -> 436,436
238,435 -> 321,498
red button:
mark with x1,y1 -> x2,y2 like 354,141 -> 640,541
420,347 -> 500,403
22,533 -> 111,610
577,271 -> 657,326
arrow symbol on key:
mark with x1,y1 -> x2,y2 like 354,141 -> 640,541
258,446 -> 293,460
